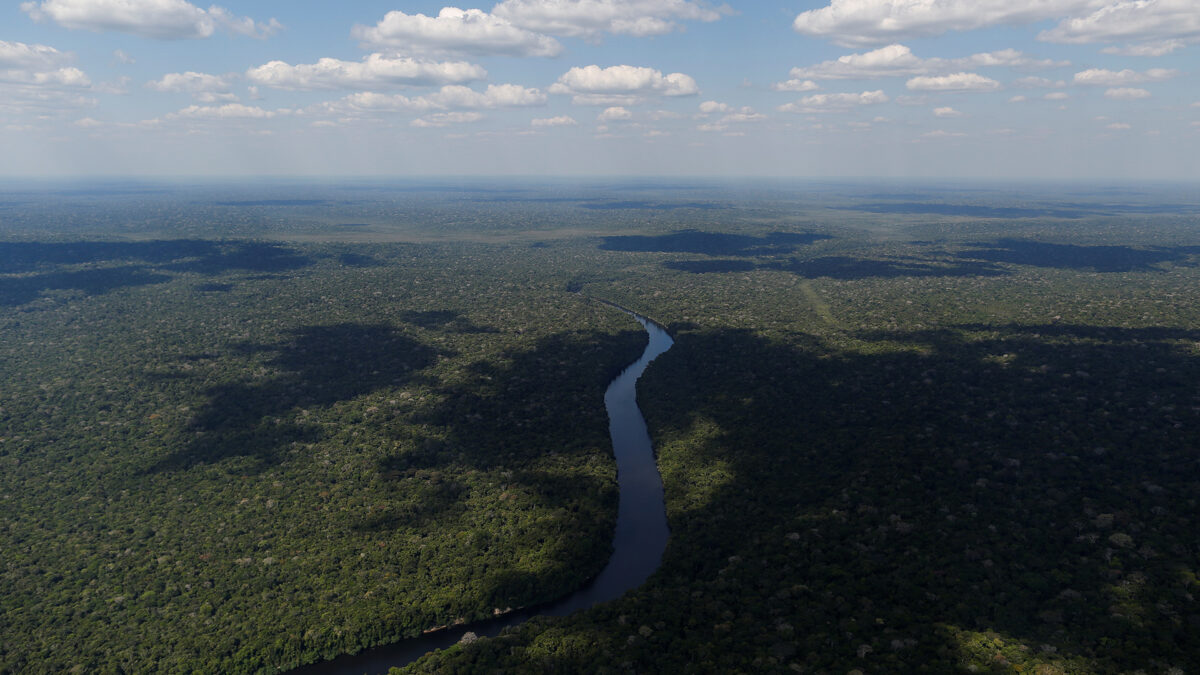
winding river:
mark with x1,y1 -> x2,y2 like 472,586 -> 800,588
290,309 -> 674,674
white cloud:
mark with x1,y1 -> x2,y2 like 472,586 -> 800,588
1009,95 -> 1028,102
922,130 -> 967,138
146,71 -> 232,95
1106,122 -> 1131,129
0,42 -> 91,92
21,0 -> 279,40
1,66 -> 90,86
321,84 -> 545,115
492,0 -> 725,39
933,106 -> 962,117
1045,91 -> 1070,100
781,44 -> 1066,82
792,0 -> 1102,47
531,115 -> 577,127
1101,39 -> 1185,55
771,78 -> 820,92
1105,87 -> 1151,99
1012,76 -> 1067,88
246,55 -> 486,91
1073,68 -> 1176,85
778,90 -> 888,113
169,103 -> 279,119
352,7 -> 562,57
326,91 -> 438,113
598,106 -> 633,121
906,72 -> 1000,92
73,116 -> 103,127
698,100 -> 729,114
411,111 -> 484,127
0,40 -> 73,70
431,83 -> 546,108
1039,0 -> 1200,45
550,65 -> 699,104
111,49 -> 134,64
721,108 -> 766,123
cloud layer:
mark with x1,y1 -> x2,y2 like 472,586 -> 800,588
246,55 -> 487,91
21,0 -> 279,39
352,8 -> 563,57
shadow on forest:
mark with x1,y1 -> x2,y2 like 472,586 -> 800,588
958,239 -> 1196,273
593,321 -> 1200,671
0,266 -> 173,306
399,310 -> 499,334
660,239 -> 1200,279
830,202 -> 1092,218
600,230 -> 831,256
662,255 -> 1007,279
581,201 -> 728,211
0,240 -> 313,305
0,239 -> 314,305
144,323 -> 439,474
361,327 -> 647,609
0,240 -> 312,274
145,320 -> 649,617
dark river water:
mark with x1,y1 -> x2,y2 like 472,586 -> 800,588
290,311 -> 674,674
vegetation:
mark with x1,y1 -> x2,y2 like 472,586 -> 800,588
3,180 -> 1200,673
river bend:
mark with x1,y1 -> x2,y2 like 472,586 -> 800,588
290,309 -> 673,674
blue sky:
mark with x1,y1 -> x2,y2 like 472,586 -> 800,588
1,0 -> 1198,178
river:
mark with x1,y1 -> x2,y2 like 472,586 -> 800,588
289,309 -> 674,674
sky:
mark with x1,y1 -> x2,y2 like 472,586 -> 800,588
1,0 -> 1198,179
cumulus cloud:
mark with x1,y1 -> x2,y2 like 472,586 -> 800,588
549,64 -> 699,104
598,106 -> 633,121
0,40 -> 74,70
782,44 -> 1066,82
428,83 -> 546,108
933,106 -> 962,117
352,7 -> 562,57
0,40 -> 91,91
1039,0 -> 1200,45
168,103 -> 279,119
771,78 -> 820,92
1045,91 -> 1070,100
246,55 -> 486,91
720,108 -> 766,123
1101,39 -> 1186,55
698,100 -> 730,114
492,0 -> 726,39
906,72 -> 1000,92
1072,68 -> 1176,86
1104,87 -> 1151,99
922,129 -> 967,138
411,111 -> 484,127
531,115 -> 577,126
146,71 -> 233,96
1106,122 -> 1132,129
777,90 -> 888,113
319,84 -> 545,115
21,0 -> 280,40
792,0 -> 1102,46
1012,76 -> 1067,88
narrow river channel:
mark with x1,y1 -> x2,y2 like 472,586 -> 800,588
289,309 -> 674,674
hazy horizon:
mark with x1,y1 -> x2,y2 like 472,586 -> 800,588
2,1 -> 1198,180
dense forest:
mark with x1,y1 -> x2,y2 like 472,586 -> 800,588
2,181 -> 1200,673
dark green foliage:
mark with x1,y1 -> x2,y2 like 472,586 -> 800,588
5,181 -> 1200,674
